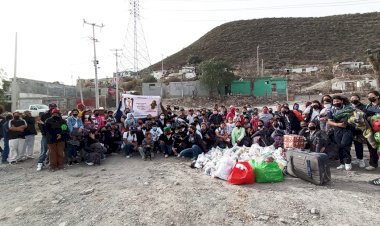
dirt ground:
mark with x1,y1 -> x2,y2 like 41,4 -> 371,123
0,135 -> 380,226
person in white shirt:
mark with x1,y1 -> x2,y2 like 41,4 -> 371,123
150,123 -> 163,153
123,128 -> 137,158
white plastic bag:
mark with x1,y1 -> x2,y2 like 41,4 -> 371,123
212,157 -> 236,180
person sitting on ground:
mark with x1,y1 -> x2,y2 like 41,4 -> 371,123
225,117 -> 236,135
299,121 -> 329,153
280,105 -> 301,134
251,120 -> 274,147
231,121 -> 246,147
123,126 -> 137,158
150,123 -> 163,153
171,124 -> 187,156
124,113 -> 137,128
83,129 -> 106,165
159,127 -> 174,158
215,122 -> 231,148
200,122 -> 215,149
139,132 -> 154,160
178,125 -> 207,160
258,106 -> 273,127
225,105 -> 236,122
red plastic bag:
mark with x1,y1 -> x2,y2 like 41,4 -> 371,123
227,161 -> 255,185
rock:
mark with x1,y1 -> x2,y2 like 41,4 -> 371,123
80,188 -> 95,195
291,213 -> 299,219
14,207 -> 23,213
51,181 -> 60,185
33,198 -> 43,203
59,222 -> 67,226
0,216 -> 9,221
51,200 -> 60,204
312,216 -> 318,219
101,168 -> 106,171
143,182 -> 149,186
279,218 -> 288,224
159,173 -> 164,175
257,215 -> 270,221
174,182 -> 180,186
170,222 -> 174,226
310,208 -> 319,215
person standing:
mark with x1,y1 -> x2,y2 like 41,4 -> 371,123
45,109 -> 69,171
36,103 -> 56,171
1,114 -> 13,164
7,112 -> 27,164
22,110 -> 37,159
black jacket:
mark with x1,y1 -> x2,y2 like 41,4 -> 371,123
39,111 -> 52,136
24,116 -> 37,136
45,116 -> 69,144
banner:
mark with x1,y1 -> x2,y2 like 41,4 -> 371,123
121,94 -> 161,118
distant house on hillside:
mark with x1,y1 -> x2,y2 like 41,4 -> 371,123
336,62 -> 365,70
151,70 -> 167,80
284,66 -> 319,74
332,78 -> 377,91
180,66 -> 197,79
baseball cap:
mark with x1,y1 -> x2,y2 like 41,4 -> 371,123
51,109 -> 60,114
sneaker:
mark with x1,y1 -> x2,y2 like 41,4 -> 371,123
27,156 -> 35,159
68,161 -> 73,166
351,159 -> 359,165
345,163 -> 352,171
85,162 -> 94,166
37,163 -> 43,171
365,166 -> 376,171
359,159 -> 366,168
126,155 -> 131,159
164,154 -> 169,158
337,164 -> 345,170
9,161 -> 16,165
369,177 -> 380,186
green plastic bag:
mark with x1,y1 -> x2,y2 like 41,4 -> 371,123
250,160 -> 284,183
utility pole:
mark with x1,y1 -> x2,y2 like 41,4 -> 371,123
11,32 -> 18,112
111,48 -> 122,108
84,19 -> 104,109
256,45 -> 260,77
78,77 -> 84,105
261,59 -> 264,76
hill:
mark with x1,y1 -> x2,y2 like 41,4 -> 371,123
150,12 -> 380,71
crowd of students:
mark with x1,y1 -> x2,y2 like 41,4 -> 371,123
1,91 -> 380,186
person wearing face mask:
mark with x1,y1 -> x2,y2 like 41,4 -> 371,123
259,106 -> 273,127
186,109 -> 195,124
271,119 -> 285,148
349,94 -> 367,168
209,108 -> 223,127
66,109 -> 84,165
280,106 -> 301,134
304,101 -> 322,123
178,125 -> 207,160
124,113 -> 137,128
319,99 -> 332,132
251,120 -> 273,147
159,127 -> 174,158
44,109 -> 69,171
156,113 -> 166,130
7,112 -> 27,164
327,95 -> 354,171
22,110 -> 37,159
299,121 -> 328,153
82,110 -> 94,131
234,108 -> 245,125
226,105 -> 236,122
231,121 -> 246,146
150,123 -> 163,154
362,91 -> 380,173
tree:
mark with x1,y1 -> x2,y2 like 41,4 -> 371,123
142,75 -> 157,83
0,79 -> 11,106
187,55 -> 202,65
199,58 -> 235,97
366,49 -> 380,87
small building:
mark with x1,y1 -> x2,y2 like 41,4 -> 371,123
253,77 -> 288,97
284,66 -> 319,74
331,78 -> 378,91
337,62 -> 365,69
180,66 -> 196,79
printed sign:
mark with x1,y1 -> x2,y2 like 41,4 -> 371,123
121,94 -> 161,118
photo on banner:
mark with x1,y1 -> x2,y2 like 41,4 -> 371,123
121,94 -> 161,118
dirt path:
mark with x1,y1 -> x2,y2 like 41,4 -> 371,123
0,136 -> 379,226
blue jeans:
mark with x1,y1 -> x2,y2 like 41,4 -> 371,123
179,145 -> 203,160
160,144 -> 172,155
1,138 -> 9,162
38,136 -> 48,164
67,143 -> 78,161
123,144 -> 136,156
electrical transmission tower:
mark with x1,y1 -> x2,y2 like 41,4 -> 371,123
120,0 -> 151,77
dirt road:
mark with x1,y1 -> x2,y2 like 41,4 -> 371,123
0,136 -> 379,226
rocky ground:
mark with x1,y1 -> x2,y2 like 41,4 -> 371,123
0,135 -> 379,226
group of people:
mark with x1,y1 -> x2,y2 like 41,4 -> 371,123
1,91 -> 380,185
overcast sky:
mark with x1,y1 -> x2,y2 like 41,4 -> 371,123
0,0 -> 379,85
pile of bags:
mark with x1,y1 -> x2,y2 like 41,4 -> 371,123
194,144 -> 287,185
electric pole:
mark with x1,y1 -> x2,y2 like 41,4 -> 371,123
11,32 -> 18,112
111,48 -> 122,108
256,45 -> 260,77
84,19 -> 104,109
261,59 -> 264,76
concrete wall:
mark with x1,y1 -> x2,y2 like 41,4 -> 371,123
16,78 -> 76,97
142,81 -> 209,97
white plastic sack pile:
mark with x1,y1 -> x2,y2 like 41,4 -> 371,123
195,144 -> 287,180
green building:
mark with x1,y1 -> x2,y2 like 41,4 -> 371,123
219,77 -> 287,97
